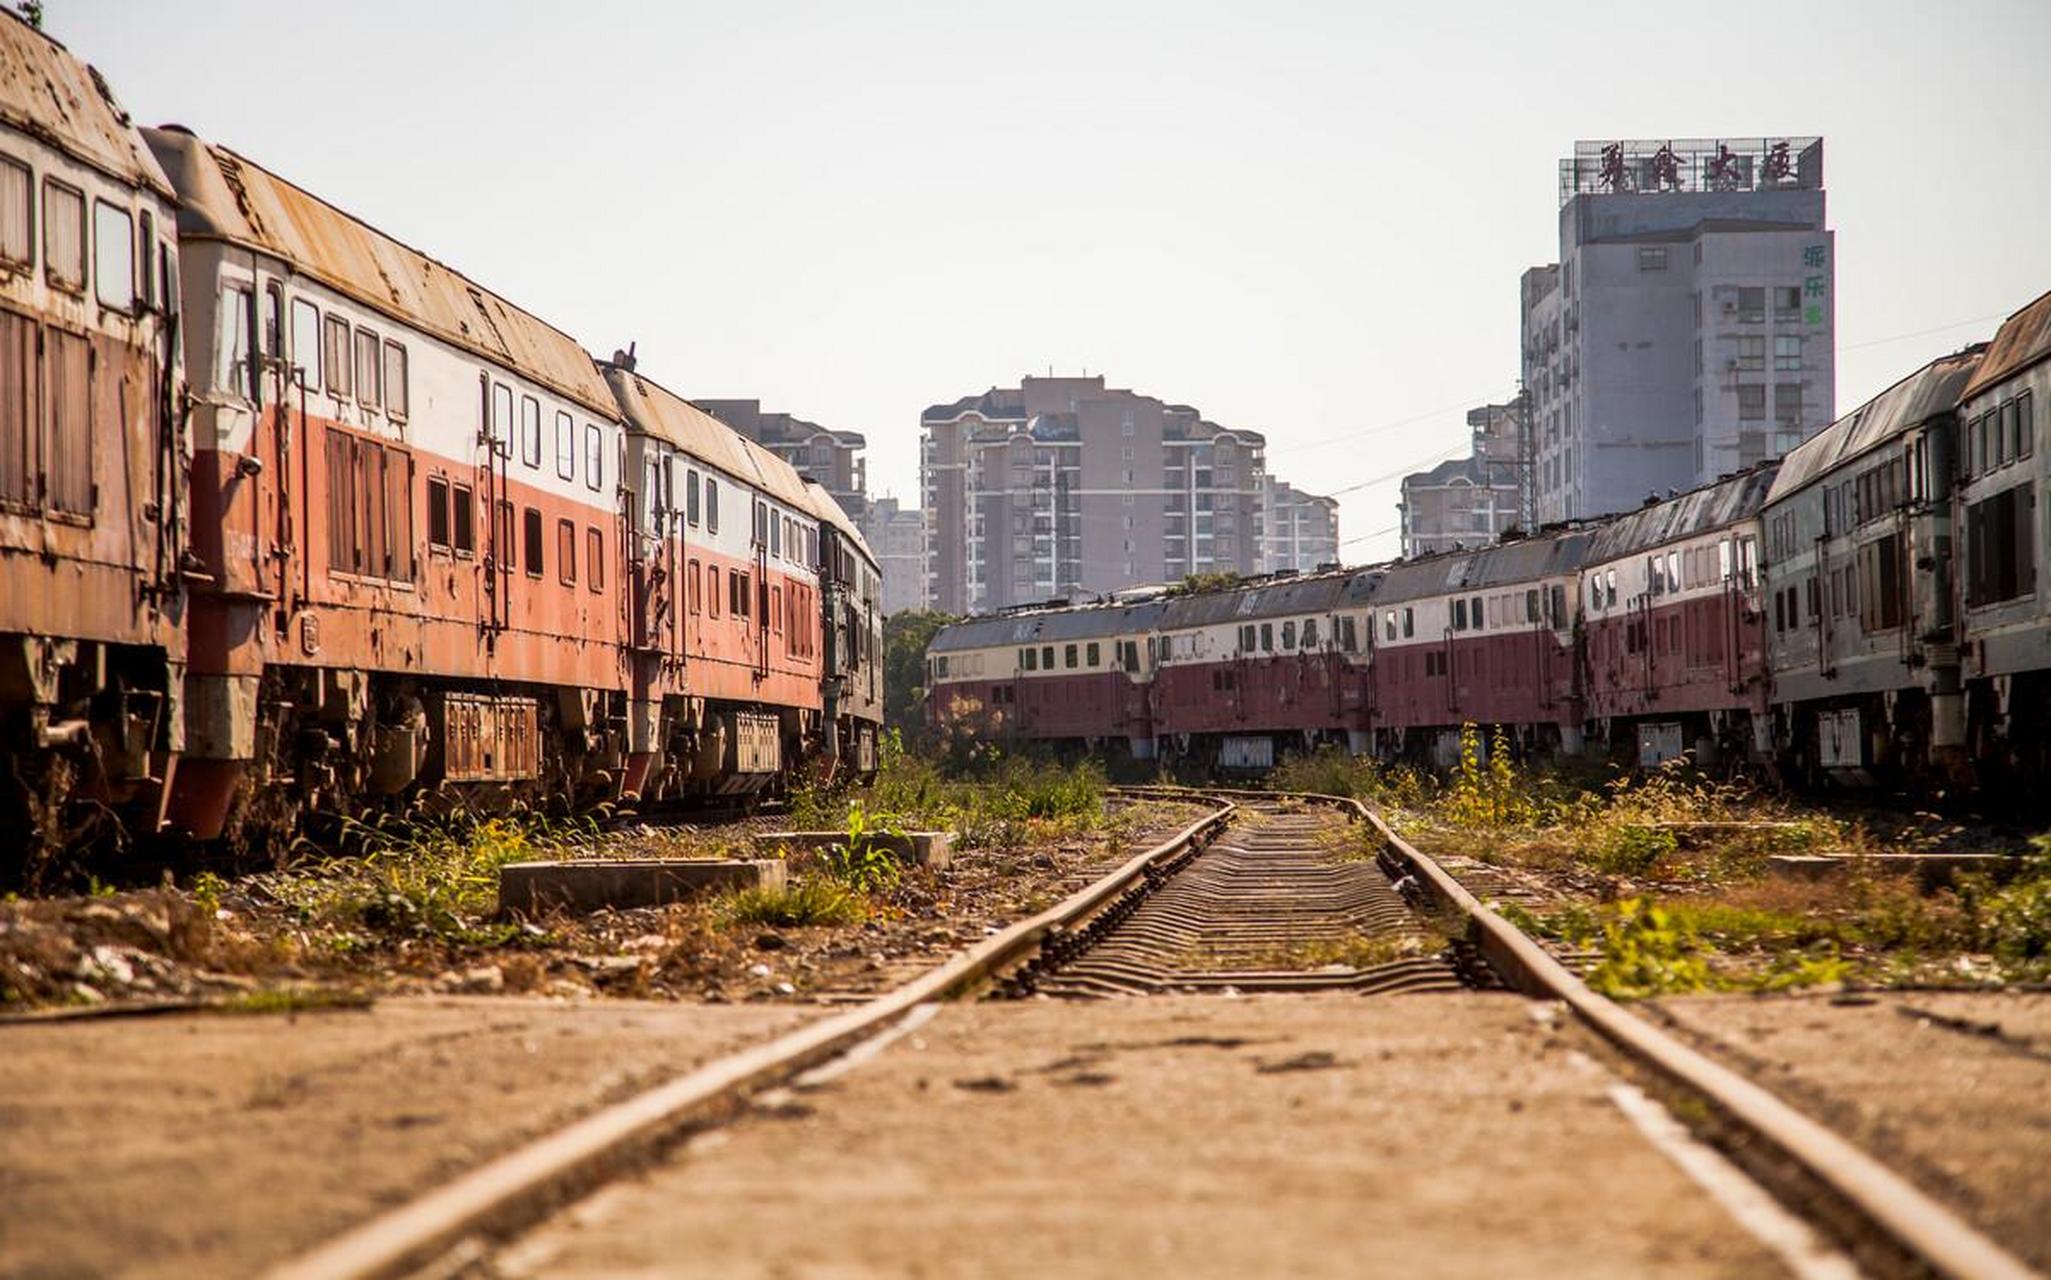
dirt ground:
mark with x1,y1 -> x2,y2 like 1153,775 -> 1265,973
1647,989 -> 2051,1272
0,996 -> 818,1279
492,993 -> 1803,1280
0,801 -> 1211,1011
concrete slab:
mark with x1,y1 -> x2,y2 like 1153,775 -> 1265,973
1766,851 -> 2018,889
498,859 -> 785,915
755,830 -> 953,870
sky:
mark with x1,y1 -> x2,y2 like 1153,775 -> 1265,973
49,0 -> 2051,563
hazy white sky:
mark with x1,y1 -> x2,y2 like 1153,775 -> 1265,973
51,0 -> 2051,561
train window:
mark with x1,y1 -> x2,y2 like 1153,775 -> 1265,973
489,382 -> 513,456
706,478 -> 719,532
1525,589 -> 1539,622
771,510 -> 782,558
557,519 -> 577,585
137,210 -> 157,308
588,528 -> 604,592
290,299 -> 320,389
519,396 -> 541,468
261,283 -> 283,364
732,571 -> 751,619
43,328 -> 89,514
1281,621 -> 1296,650
1550,585 -> 1566,625
687,470 -> 700,525
1041,645 -> 1054,670
42,179 -> 82,293
426,476 -> 450,548
92,201 -> 134,313
1064,644 -> 1077,669
1452,599 -> 1467,630
584,423 -> 603,490
324,315 -> 352,397
772,585 -> 783,634
1260,623 -> 1273,652
1023,647 -> 1037,672
1303,619 -> 1319,648
451,484 -> 475,554
354,327 -> 382,409
0,155 -> 29,268
2021,394 -> 2036,461
2002,400 -> 2022,465
1402,607 -> 1414,638
1238,624 -> 1253,653
543,410 -> 568,479
1472,596 -> 1484,627
1338,617 -> 1357,652
384,342 -> 408,420
217,286 -> 253,397
1382,612 -> 1395,641
522,507 -> 543,577
1087,641 -> 1100,667
1605,569 -> 1618,607
707,565 -> 720,617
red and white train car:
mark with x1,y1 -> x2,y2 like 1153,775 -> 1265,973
602,362 -> 828,797
1147,570 -> 1372,770
146,125 -> 632,843
924,600 -> 1162,756
1580,469 -> 1772,766
1369,530 -> 1590,764
0,19 -> 188,873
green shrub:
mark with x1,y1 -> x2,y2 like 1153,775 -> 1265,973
720,880 -> 867,927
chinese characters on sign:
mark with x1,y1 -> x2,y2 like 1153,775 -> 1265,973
1763,140 -> 1792,185
1802,244 -> 1828,326
1651,142 -> 1681,191
1599,142 -> 1628,193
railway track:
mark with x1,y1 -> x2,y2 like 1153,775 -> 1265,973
1021,803 -> 1465,997
262,788 -> 2039,1280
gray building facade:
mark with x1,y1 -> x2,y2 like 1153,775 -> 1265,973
1398,402 -> 1527,557
1527,138 -> 1835,523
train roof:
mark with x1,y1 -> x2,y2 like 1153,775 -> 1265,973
1962,288 -> 2051,402
1369,529 -> 1595,605
1584,466 -> 1777,565
1767,346 -> 1986,502
927,600 -> 1167,653
142,125 -> 618,420
1154,567 -> 1363,630
0,14 -> 172,200
801,477 -> 877,567
599,362 -> 821,517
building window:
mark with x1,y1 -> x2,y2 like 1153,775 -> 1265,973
1636,246 -> 1666,271
42,179 -> 83,294
1736,335 -> 1765,371
1737,287 -> 1764,323
1774,335 -> 1802,371
1738,384 -> 1766,421
1774,383 -> 1802,427
1775,285 -> 1802,317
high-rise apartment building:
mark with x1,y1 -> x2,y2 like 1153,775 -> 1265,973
862,497 -> 926,617
1263,478 -> 1341,573
920,375 -> 1323,614
694,399 -> 869,520
1526,138 -> 1834,522
1397,403 -> 1527,557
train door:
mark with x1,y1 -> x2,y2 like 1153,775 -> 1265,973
479,377 -> 513,650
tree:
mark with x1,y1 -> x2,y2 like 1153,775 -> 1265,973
883,609 -> 958,741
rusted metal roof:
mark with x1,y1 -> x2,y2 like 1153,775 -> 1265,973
1370,530 -> 1595,605
142,125 -> 617,419
0,14 -> 171,198
801,478 -> 876,566
600,363 -> 820,515
1586,466 -> 1776,564
1156,568 -> 1359,631
1962,289 -> 2051,402
1768,347 -> 1984,502
929,600 -> 1168,652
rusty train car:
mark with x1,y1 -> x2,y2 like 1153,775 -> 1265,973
0,15 -> 881,879
928,289 -> 2051,792
0,20 -> 187,865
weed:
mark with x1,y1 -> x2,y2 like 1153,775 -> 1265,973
821,802 -> 904,894
190,870 -> 226,917
719,880 -> 867,928
1582,898 -> 1714,999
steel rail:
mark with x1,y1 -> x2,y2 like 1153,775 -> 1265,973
1254,785 -> 2036,1280
263,798 -> 1234,1280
